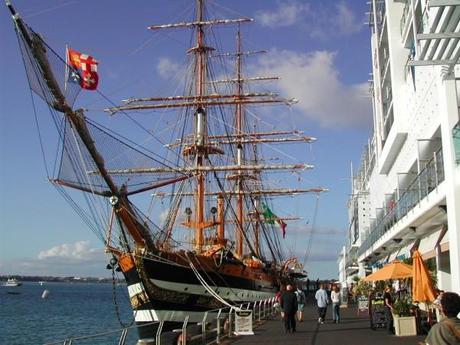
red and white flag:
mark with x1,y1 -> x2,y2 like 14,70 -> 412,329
67,47 -> 99,90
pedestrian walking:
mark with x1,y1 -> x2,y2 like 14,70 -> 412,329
295,286 -> 306,322
280,284 -> 298,333
331,285 -> 341,323
315,283 -> 329,324
274,285 -> 285,315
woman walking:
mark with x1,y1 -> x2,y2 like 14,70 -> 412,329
331,285 -> 341,323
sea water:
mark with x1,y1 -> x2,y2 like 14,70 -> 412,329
0,282 -> 138,345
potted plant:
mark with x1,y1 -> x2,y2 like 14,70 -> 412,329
353,279 -> 372,315
392,296 -> 417,336
355,279 -> 373,299
393,297 -> 413,316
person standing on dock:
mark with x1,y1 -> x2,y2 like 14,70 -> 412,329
280,284 -> 298,333
315,284 -> 329,324
383,285 -> 394,334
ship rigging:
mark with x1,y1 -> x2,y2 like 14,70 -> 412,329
7,0 -> 326,340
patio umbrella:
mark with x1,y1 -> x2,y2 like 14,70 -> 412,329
412,250 -> 436,303
363,260 -> 413,282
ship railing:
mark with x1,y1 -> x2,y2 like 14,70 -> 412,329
44,297 -> 278,345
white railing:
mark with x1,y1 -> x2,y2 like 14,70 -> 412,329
44,297 -> 278,345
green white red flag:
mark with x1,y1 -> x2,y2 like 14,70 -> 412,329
262,204 -> 286,238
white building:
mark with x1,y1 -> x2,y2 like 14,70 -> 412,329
339,0 -> 460,294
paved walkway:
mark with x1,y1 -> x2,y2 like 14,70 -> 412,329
225,303 -> 426,345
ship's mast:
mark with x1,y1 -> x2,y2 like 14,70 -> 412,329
235,28 -> 244,258
194,0 -> 207,253
103,1 -> 327,258
8,0 -> 328,267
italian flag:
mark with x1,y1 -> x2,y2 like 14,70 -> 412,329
262,204 -> 287,238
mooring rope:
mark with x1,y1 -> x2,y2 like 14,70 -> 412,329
185,253 -> 241,311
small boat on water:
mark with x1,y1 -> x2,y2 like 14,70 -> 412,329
3,278 -> 22,287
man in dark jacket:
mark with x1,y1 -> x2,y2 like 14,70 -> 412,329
280,284 -> 298,333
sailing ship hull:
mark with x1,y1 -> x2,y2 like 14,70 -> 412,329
121,252 -> 278,339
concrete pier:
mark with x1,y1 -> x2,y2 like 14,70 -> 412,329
225,303 -> 426,345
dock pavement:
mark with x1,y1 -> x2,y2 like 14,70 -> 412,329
225,302 -> 426,345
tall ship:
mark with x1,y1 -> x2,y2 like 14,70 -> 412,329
6,0 -> 326,340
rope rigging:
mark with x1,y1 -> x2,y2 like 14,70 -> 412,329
11,0 -> 327,316
302,193 -> 321,267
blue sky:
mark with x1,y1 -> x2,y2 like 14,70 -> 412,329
0,0 -> 372,279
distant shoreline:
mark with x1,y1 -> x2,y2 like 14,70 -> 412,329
0,275 -> 124,284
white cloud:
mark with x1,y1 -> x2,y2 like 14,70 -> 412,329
335,1 -> 362,35
38,241 -> 99,262
256,1 -> 310,28
156,57 -> 181,79
253,49 -> 371,128
1,241 -> 108,277
256,1 -> 362,38
285,224 -> 347,236
288,237 -> 345,263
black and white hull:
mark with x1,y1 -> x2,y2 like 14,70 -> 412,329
120,253 -> 278,340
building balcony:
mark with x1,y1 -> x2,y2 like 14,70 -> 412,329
345,265 -> 360,274
406,1 -> 460,74
345,258 -> 359,273
379,126 -> 407,174
359,148 -> 445,256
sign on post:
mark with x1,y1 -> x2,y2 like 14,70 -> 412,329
234,310 -> 254,335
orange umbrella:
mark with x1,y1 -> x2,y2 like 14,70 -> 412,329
363,260 -> 413,281
412,250 -> 437,303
